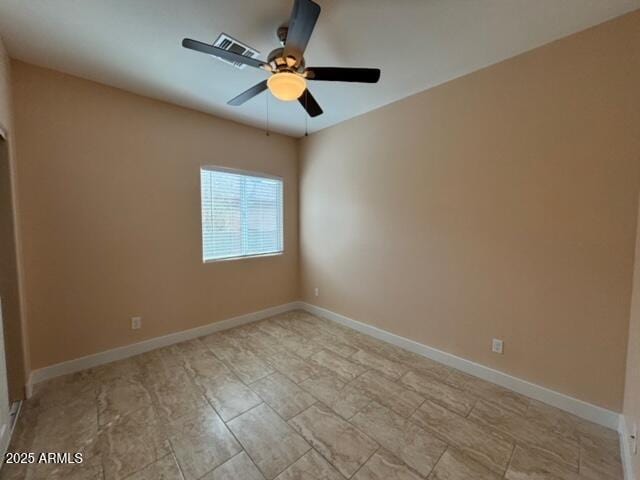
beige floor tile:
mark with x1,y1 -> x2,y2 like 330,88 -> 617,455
332,332 -> 379,354
144,365 -> 208,421
273,313 -> 327,338
288,403 -> 378,478
579,442 -> 623,480
216,347 -> 275,384
265,314 -> 324,357
579,427 -> 621,456
227,322 -> 284,356
278,334 -> 324,359
16,313 -> 601,480
309,349 -> 368,382
352,450 -> 422,480
312,332 -> 359,358
350,402 -> 446,477
28,454 -> 104,480
203,452 -> 265,480
0,461 -> 29,480
400,370 -> 476,416
36,393 -> 98,441
176,338 -> 212,360
228,403 -> 310,479
200,330 -> 236,352
250,372 -> 317,419
280,315 -> 359,355
469,400 -> 579,471
256,319 -> 303,340
97,375 -> 152,427
97,405 -> 171,480
299,373 -> 371,419
350,349 -> 409,379
31,397 -> 99,467
242,333 -> 285,358
526,399 -> 619,451
444,370 -> 529,415
410,400 -> 513,474
351,370 -> 424,418
126,453 -> 184,480
186,355 -> 262,421
197,372 -> 262,421
275,449 -> 343,480
0,413 -> 38,480
165,405 -> 242,480
264,350 -> 320,384
505,445 -> 580,480
29,371 -> 96,411
183,349 -> 232,381
90,357 -> 143,383
524,399 -> 582,442
134,345 -> 186,373
399,353 -> 453,382
430,448 -> 501,480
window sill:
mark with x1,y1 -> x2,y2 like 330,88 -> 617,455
203,251 -> 284,264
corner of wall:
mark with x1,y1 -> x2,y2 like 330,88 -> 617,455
0,36 -> 32,399
295,133 -> 304,302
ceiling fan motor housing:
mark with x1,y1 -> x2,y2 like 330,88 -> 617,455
268,46 -> 305,73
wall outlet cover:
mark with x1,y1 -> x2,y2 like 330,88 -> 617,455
131,317 -> 142,330
492,338 -> 504,354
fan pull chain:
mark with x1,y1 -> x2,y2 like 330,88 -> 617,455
266,93 -> 270,136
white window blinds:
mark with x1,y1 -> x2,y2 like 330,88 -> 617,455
200,167 -> 284,261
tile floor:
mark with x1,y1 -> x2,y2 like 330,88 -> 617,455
0,310 -> 623,480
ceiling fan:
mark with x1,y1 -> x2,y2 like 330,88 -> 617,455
182,0 -> 381,118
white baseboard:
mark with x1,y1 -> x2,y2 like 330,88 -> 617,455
26,299 -> 622,433
27,302 -> 300,390
299,302 -> 620,431
620,415 -> 637,480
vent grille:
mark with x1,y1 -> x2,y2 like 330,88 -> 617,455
213,33 -> 260,69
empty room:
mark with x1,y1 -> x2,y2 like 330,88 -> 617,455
0,0 -> 639,479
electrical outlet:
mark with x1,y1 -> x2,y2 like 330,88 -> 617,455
314,287 -> 319,297
131,316 -> 142,330
632,422 -> 638,455
492,338 -> 504,354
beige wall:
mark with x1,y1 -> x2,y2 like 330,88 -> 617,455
623,194 -> 640,476
299,11 -> 640,411
0,38 -> 10,131
0,37 -> 28,401
11,61 -> 299,370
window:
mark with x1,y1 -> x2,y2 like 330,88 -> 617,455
200,167 -> 284,262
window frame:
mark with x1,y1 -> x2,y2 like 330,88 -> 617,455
200,165 -> 285,263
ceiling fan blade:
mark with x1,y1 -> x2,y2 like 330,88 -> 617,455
228,80 -> 269,106
298,89 -> 323,117
306,67 -> 381,83
282,0 -> 321,63
182,38 -> 270,71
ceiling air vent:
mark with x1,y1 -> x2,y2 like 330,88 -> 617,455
212,33 -> 260,70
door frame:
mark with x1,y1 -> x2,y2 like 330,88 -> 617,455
0,124 -> 12,466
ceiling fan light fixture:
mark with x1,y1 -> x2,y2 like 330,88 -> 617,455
267,72 -> 306,101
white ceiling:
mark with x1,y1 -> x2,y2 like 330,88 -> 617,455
0,1 -> 638,137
